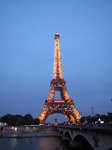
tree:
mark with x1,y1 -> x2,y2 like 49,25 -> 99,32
0,114 -> 40,126
34,118 -> 40,124
23,114 -> 34,125
0,114 -> 15,125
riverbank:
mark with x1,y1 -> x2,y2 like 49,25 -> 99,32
0,125 -> 58,138
2,133 -> 58,138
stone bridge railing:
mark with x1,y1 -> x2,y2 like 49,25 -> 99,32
57,124 -> 112,150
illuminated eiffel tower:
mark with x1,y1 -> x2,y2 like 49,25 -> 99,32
38,30 -> 81,124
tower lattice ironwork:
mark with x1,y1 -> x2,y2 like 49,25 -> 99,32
38,30 -> 81,124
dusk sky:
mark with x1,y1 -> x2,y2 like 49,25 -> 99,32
0,0 -> 112,122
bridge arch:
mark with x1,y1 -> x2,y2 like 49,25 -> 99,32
59,129 -> 63,135
73,134 -> 93,150
64,131 -> 72,139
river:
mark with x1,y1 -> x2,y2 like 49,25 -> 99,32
0,137 -> 81,150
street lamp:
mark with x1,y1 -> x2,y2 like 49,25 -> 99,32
91,107 -> 94,118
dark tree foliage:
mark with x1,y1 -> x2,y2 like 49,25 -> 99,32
23,114 -> 34,125
81,112 -> 112,124
0,114 -> 40,126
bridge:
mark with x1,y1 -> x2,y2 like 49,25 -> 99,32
57,124 -> 112,150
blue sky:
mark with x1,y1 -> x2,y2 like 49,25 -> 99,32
0,0 -> 112,121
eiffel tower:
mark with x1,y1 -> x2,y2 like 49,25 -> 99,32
38,30 -> 81,124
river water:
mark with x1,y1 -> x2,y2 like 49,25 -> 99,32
0,137 -> 79,150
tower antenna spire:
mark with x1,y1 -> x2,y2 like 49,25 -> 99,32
56,27 -> 58,33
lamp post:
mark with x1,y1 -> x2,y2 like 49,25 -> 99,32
91,107 -> 94,118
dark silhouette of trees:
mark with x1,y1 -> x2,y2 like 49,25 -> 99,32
0,114 -> 40,126
23,114 -> 34,125
81,112 -> 112,124
0,112 -> 112,126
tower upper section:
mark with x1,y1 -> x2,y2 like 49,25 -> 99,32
53,30 -> 63,79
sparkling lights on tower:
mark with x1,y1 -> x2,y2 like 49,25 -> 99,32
38,30 -> 81,124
